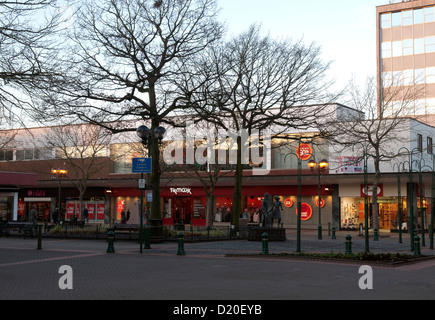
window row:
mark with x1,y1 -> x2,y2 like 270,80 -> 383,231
382,67 -> 435,87
0,146 -> 108,161
384,98 -> 435,117
381,36 -> 435,58
381,6 -> 435,29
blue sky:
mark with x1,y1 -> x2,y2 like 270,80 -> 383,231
217,0 -> 389,93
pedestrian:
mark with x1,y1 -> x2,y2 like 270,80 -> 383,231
126,209 -> 130,222
83,207 -> 89,223
29,206 -> 38,234
52,210 -> 59,224
121,210 -> 126,224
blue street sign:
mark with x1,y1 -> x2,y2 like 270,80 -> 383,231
132,158 -> 152,173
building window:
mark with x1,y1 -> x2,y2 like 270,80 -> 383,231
426,36 -> 435,53
382,72 -> 392,87
427,137 -> 433,154
392,40 -> 402,57
414,68 -> 425,84
414,38 -> 425,54
382,42 -> 391,58
392,70 -> 402,87
425,6 -> 435,23
426,67 -> 435,83
403,69 -> 414,86
414,8 -> 424,24
0,150 -> 13,161
403,10 -> 413,25
392,11 -> 402,27
403,39 -> 413,55
381,13 -> 391,29
427,98 -> 435,114
418,134 -> 423,151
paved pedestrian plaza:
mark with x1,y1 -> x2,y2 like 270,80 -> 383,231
1,229 -> 434,307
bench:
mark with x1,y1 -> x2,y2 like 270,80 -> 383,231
113,224 -> 140,240
4,222 -> 35,238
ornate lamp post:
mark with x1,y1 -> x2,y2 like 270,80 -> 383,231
51,168 -> 68,221
308,158 -> 328,240
284,137 -> 304,252
136,125 -> 166,252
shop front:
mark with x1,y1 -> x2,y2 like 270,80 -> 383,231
339,183 -> 416,232
111,184 -> 334,228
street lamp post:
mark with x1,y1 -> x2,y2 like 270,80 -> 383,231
398,146 -> 420,252
307,158 -> 328,240
354,143 -> 369,253
284,137 -> 303,252
51,168 -> 68,222
137,125 -> 166,252
393,162 -> 404,244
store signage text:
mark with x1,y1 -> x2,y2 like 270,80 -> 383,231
170,187 -> 192,195
360,184 -> 383,197
27,189 -> 46,197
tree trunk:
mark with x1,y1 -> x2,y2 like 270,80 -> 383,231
232,136 -> 242,228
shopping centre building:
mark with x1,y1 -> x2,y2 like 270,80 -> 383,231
0,103 -> 434,234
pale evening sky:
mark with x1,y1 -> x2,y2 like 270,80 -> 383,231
217,0 -> 390,95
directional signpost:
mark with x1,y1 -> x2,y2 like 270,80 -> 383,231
133,158 -> 152,253
132,158 -> 152,174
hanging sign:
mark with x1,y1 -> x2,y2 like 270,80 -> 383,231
296,144 -> 312,160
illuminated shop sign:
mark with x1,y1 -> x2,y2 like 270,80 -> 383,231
170,187 -> 192,195
296,144 -> 312,161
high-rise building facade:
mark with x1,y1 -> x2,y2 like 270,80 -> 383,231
377,0 -> 435,125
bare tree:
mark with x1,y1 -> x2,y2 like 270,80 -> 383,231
326,76 -> 424,232
177,24 -> 337,226
0,0 -> 64,128
31,0 -> 224,223
43,123 -> 112,220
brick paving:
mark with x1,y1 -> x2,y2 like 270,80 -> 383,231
0,229 -> 434,301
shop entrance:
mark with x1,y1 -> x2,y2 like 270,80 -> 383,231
173,197 -> 192,225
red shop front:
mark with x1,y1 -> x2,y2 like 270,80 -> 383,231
112,184 -> 332,227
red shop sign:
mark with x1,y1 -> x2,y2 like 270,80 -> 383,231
296,144 -> 312,161
284,198 -> 293,208
316,198 -> 325,208
296,203 -> 313,221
